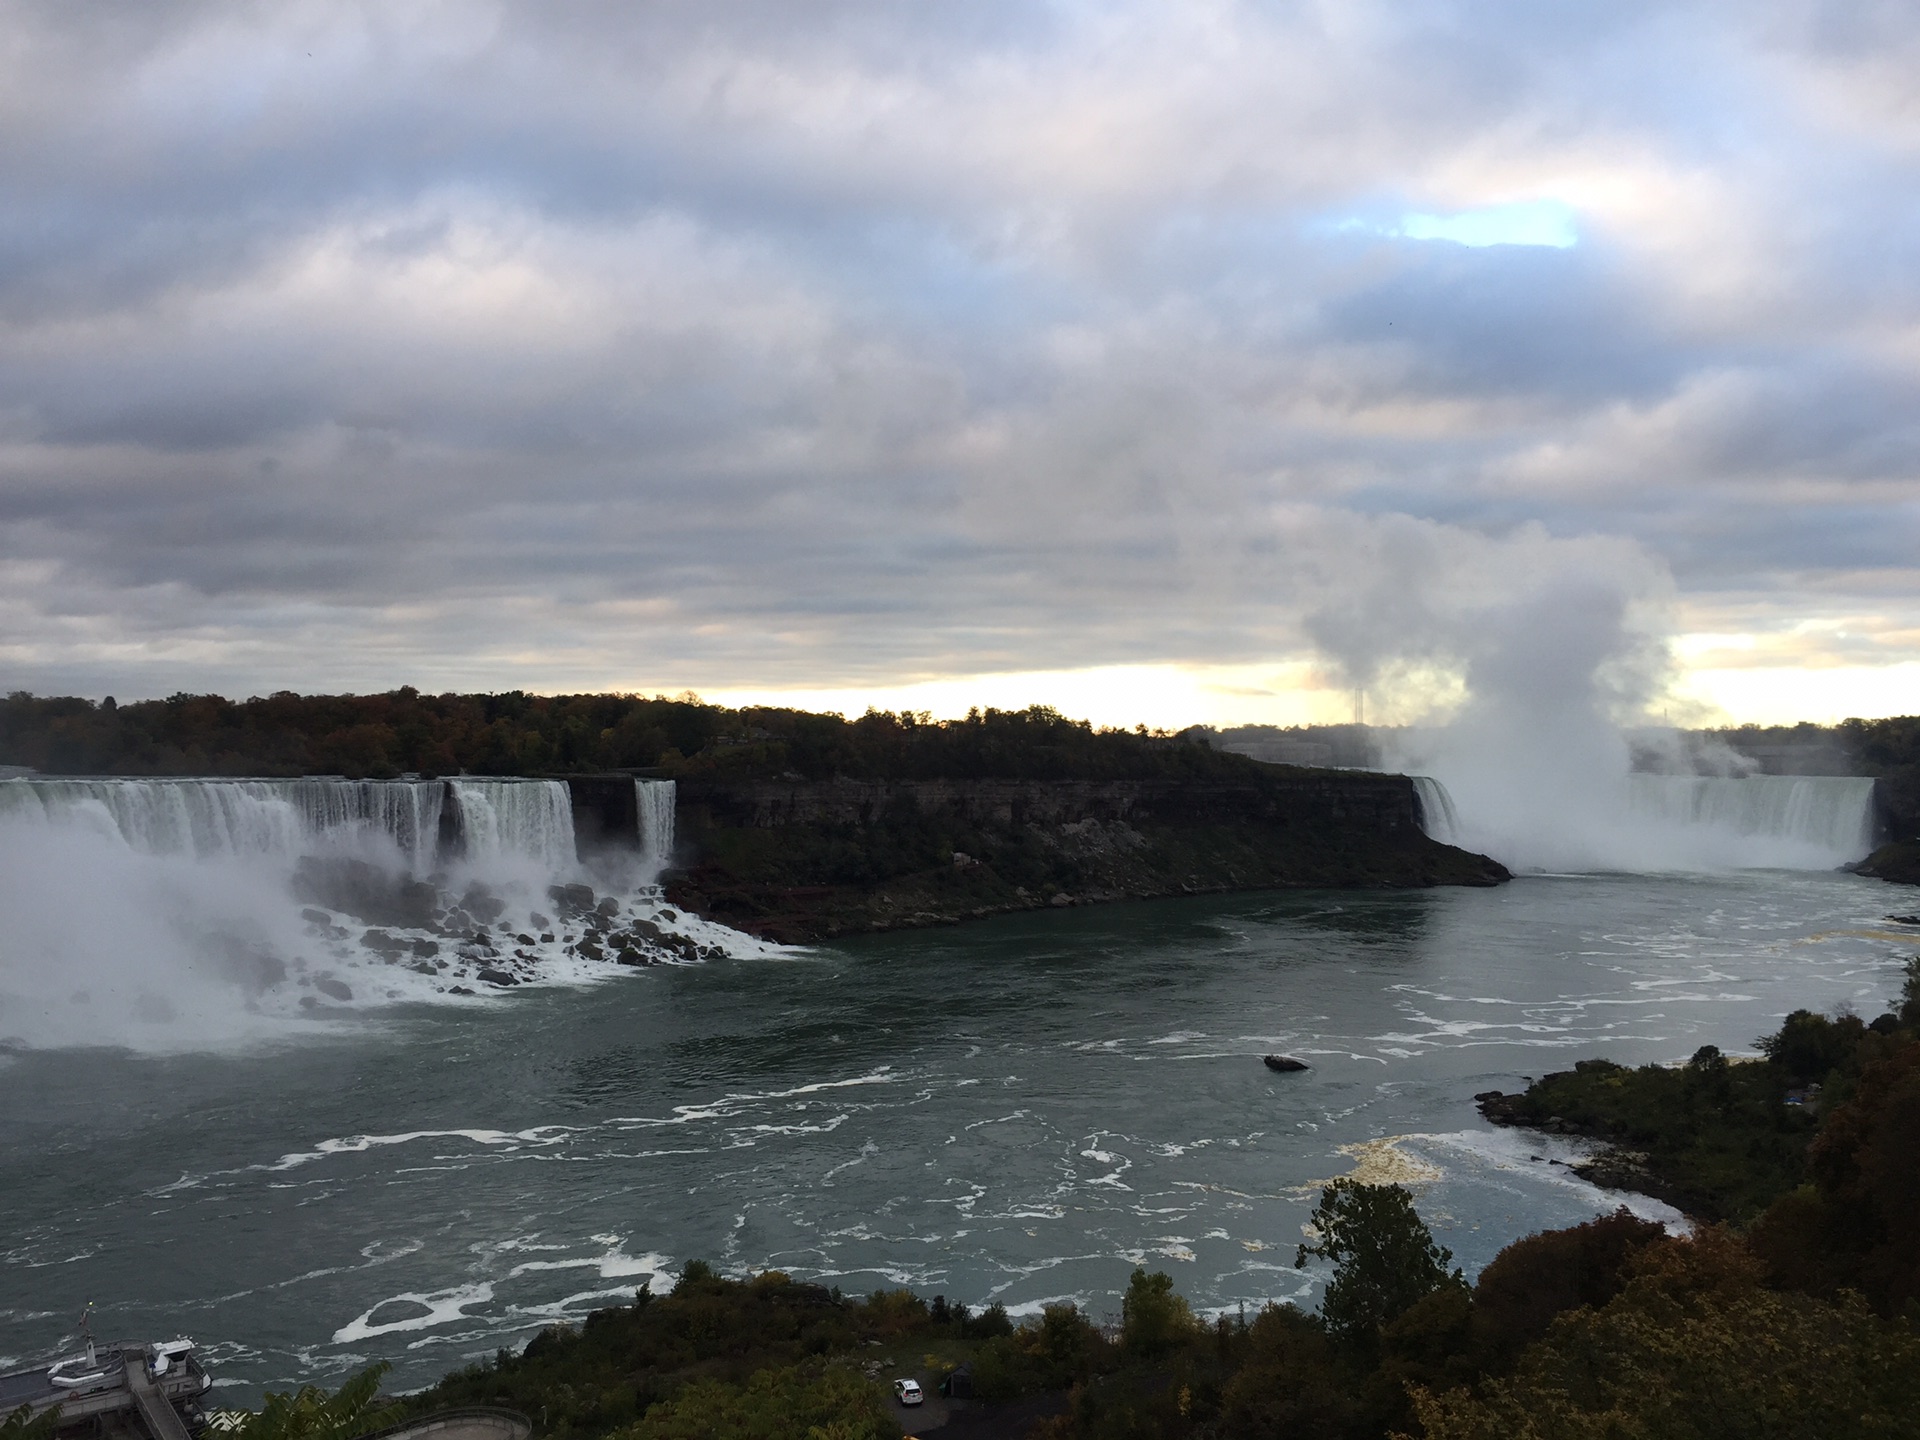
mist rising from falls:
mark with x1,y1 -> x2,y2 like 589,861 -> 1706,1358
0,774 -> 747,1055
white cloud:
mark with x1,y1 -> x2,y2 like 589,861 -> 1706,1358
0,1 -> 1914,718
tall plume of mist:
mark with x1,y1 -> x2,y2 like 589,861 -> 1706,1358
1297,516 -> 1874,871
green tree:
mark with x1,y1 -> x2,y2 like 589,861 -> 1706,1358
2,1405 -> 62,1440
1218,1304 -> 1361,1440
1468,1207 -> 1668,1372
1295,1180 -> 1462,1354
1411,1230 -> 1920,1440
622,1361 -> 899,1440
237,1364 -> 397,1440
1747,1034 -> 1920,1314
1119,1268 -> 1199,1359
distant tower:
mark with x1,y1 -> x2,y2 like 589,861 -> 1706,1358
1353,688 -> 1366,727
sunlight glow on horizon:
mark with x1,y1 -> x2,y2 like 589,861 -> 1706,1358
663,652 -> 1917,730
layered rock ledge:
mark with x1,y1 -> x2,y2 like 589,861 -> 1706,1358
661,772 -> 1508,943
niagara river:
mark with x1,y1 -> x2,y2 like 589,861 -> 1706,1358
1,789 -> 1911,1400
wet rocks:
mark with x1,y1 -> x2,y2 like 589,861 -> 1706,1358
1474,1090 -> 1530,1126
460,884 -> 508,923
292,856 -> 439,928
1856,840 -> 1920,887
547,882 -> 597,917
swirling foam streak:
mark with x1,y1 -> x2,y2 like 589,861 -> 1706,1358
333,1283 -> 495,1343
602,1067 -> 900,1131
268,1126 -> 579,1172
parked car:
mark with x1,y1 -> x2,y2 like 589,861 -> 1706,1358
894,1378 -> 923,1406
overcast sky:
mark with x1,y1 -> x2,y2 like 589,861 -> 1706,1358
2,1 -> 1916,724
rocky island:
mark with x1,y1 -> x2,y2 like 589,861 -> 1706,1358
663,768 -> 1505,943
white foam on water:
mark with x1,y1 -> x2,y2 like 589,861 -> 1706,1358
266,1126 -> 581,1173
1390,1128 -> 1690,1231
332,1283 -> 496,1343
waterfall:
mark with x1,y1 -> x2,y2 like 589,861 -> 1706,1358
0,774 -> 756,1053
0,776 -> 452,865
1417,766 -> 1879,873
1624,775 -> 1875,860
288,779 -> 445,870
0,776 -> 577,872
444,779 -> 577,872
0,777 -> 307,857
1410,776 -> 1461,846
634,779 -> 676,870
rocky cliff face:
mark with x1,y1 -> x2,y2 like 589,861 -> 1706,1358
674,772 -> 1428,830
661,772 -> 1507,942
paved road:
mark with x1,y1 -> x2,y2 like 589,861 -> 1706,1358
897,1392 -> 952,1435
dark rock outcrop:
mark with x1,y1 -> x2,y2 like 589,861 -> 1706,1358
664,773 -> 1507,942
1857,839 -> 1920,887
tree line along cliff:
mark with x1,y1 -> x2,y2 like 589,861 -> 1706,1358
4,689 -> 1325,783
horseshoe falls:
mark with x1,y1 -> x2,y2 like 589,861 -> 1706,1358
1410,771 -> 1877,872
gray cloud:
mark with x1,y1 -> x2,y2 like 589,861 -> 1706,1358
0,0 -> 1916,709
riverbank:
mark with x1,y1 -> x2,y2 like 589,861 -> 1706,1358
1474,955 -> 1919,1225
661,773 -> 1508,942
1857,838 -> 1920,886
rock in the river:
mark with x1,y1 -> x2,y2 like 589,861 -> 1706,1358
547,883 -> 596,916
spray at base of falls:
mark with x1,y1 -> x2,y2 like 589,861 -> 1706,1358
1409,771 -> 1877,874
0,775 -> 774,1054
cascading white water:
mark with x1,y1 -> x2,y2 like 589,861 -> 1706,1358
634,779 -> 676,871
444,779 -> 577,873
0,777 -> 457,868
0,775 -> 755,1053
1410,777 -> 1461,847
1624,775 -> 1876,862
291,779 -> 446,874
1405,764 -> 1878,874
0,777 -> 310,858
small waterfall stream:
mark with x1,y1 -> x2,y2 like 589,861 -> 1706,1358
1411,777 -> 1461,847
634,779 -> 676,870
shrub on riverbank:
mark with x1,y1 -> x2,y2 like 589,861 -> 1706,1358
1476,959 -> 1920,1222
